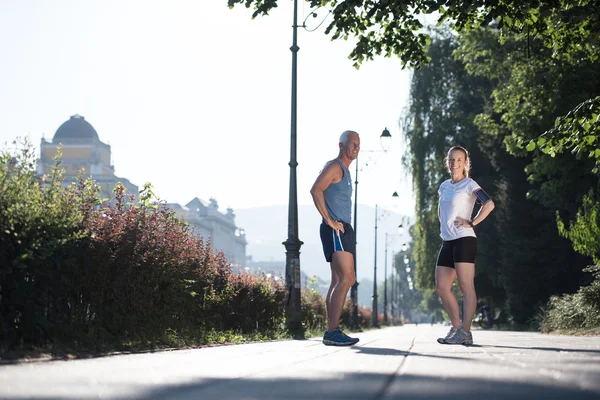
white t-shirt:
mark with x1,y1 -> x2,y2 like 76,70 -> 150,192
438,177 -> 481,241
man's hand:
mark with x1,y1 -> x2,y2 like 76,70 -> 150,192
327,219 -> 345,234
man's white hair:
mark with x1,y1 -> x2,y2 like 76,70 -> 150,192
339,130 -> 358,145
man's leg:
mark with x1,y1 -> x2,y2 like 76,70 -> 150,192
326,265 -> 340,332
455,262 -> 476,332
435,266 -> 461,328
326,251 -> 355,332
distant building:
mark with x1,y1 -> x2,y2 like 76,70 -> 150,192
37,114 -> 247,267
167,197 -> 247,268
37,114 -> 138,200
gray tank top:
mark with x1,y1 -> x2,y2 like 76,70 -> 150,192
324,158 -> 353,223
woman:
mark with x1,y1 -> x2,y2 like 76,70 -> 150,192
435,146 -> 495,345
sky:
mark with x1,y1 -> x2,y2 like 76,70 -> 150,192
0,0 -> 424,282
0,0 -> 416,216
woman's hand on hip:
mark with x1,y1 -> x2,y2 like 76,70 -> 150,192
454,216 -> 471,228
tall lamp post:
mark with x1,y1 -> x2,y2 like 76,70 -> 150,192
283,0 -> 303,336
371,203 -> 397,327
351,128 -> 392,329
384,226 -> 402,324
372,204 -> 380,327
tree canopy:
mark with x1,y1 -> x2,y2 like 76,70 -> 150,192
228,0 -> 600,168
227,1 -> 599,68
227,0 -> 600,324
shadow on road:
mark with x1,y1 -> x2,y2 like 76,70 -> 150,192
483,344 -> 600,354
5,372 -> 596,400
351,346 -> 474,361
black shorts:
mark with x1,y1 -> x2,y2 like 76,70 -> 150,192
436,236 -> 477,268
320,221 -> 356,262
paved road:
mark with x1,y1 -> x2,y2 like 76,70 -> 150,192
1,324 -> 599,399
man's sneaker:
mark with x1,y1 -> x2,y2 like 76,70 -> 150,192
443,327 -> 473,345
323,327 -> 359,346
437,326 -> 458,344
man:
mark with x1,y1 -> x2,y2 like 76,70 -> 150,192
310,130 -> 360,346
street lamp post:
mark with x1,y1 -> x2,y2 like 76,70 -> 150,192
390,255 -> 395,324
283,0 -> 303,337
351,128 -> 392,329
384,226 -> 402,325
383,231 -> 388,324
372,204 -> 379,327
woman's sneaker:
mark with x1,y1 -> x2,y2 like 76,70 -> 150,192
323,327 -> 359,346
437,327 -> 458,344
443,327 -> 473,345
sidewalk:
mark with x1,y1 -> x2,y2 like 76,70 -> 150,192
1,324 -> 599,399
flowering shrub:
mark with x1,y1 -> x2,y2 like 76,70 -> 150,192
0,140 -> 286,350
339,298 -> 372,328
301,281 -> 373,334
222,272 -> 285,334
301,286 -> 327,333
76,182 -> 286,340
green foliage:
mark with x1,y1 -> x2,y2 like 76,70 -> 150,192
227,1 -> 600,70
229,0 -> 600,185
541,265 -> 600,332
557,189 -> 600,264
300,277 -> 372,336
523,96 -> 600,174
404,23 -> 599,327
0,138 -> 89,344
227,0 -> 600,329
393,249 -> 428,321
0,140 -> 286,352
301,282 -> 327,334
403,30 -> 503,306
455,19 -> 599,325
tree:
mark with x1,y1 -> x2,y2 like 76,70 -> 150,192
227,0 -> 600,324
403,29 -> 503,304
456,24 -> 598,324
228,0 -> 600,165
227,1 -> 599,66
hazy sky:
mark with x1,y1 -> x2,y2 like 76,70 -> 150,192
0,0 -> 415,217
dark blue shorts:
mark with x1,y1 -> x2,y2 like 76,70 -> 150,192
436,236 -> 477,268
320,221 -> 356,263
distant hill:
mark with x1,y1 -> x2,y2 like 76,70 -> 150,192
234,204 -> 413,293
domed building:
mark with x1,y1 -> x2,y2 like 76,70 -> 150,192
37,114 -> 247,267
37,114 -> 138,200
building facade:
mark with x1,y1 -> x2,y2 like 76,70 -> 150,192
37,114 -> 138,200
167,197 -> 247,268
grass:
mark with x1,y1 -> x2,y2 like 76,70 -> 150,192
0,328 -> 288,364
544,327 -> 600,336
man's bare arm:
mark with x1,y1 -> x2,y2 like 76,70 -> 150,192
310,161 -> 345,233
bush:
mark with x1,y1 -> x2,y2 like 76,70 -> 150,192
0,139 -> 86,346
301,286 -> 327,334
221,272 -> 285,334
540,265 -> 600,332
0,139 -> 286,351
301,282 -> 373,335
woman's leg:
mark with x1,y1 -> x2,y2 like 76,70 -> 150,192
455,262 -> 476,332
435,266 -> 461,328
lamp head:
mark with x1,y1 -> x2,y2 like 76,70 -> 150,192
380,127 -> 392,151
